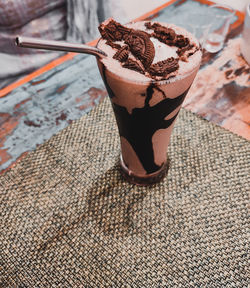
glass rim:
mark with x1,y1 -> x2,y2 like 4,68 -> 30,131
96,39 -> 201,85
97,58 -> 201,85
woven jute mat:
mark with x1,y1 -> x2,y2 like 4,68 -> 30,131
0,98 -> 249,287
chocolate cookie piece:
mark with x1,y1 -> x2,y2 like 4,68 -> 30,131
144,22 -> 153,30
146,22 -> 196,52
147,22 -> 199,61
179,45 -> 200,62
187,46 -> 199,57
145,22 -> 175,37
113,45 -> 129,62
125,30 -> 155,69
177,43 -> 195,57
175,35 -> 190,48
146,22 -> 177,46
99,18 -> 132,42
122,58 -> 145,74
149,57 -> 179,77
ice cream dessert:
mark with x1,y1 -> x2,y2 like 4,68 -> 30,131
96,18 -> 202,184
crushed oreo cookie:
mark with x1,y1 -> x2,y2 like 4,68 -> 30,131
99,19 -> 131,42
144,22 -> 153,30
175,35 -> 190,48
122,59 -> 145,74
149,57 -> 179,77
146,22 -> 176,46
113,45 -> 129,62
187,47 -> 199,57
145,22 -> 201,64
125,30 -> 155,68
177,43 -> 194,56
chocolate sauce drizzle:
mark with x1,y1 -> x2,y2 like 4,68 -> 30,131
100,63 -> 190,174
112,86 -> 189,174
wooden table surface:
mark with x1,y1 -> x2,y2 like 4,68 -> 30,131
0,0 -> 249,174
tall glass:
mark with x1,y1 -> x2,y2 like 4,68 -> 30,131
96,23 -> 201,185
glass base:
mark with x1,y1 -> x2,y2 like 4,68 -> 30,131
120,155 -> 169,186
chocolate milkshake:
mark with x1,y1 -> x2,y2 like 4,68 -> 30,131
96,19 -> 202,185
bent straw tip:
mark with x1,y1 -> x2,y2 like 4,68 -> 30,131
15,36 -> 21,46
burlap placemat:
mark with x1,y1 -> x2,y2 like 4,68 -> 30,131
0,98 -> 249,287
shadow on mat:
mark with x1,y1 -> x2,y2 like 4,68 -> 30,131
38,161 -> 155,251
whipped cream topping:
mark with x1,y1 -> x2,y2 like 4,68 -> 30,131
97,19 -> 202,83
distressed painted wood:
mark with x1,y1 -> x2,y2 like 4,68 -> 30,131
0,55 -> 107,171
0,0 -> 248,173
